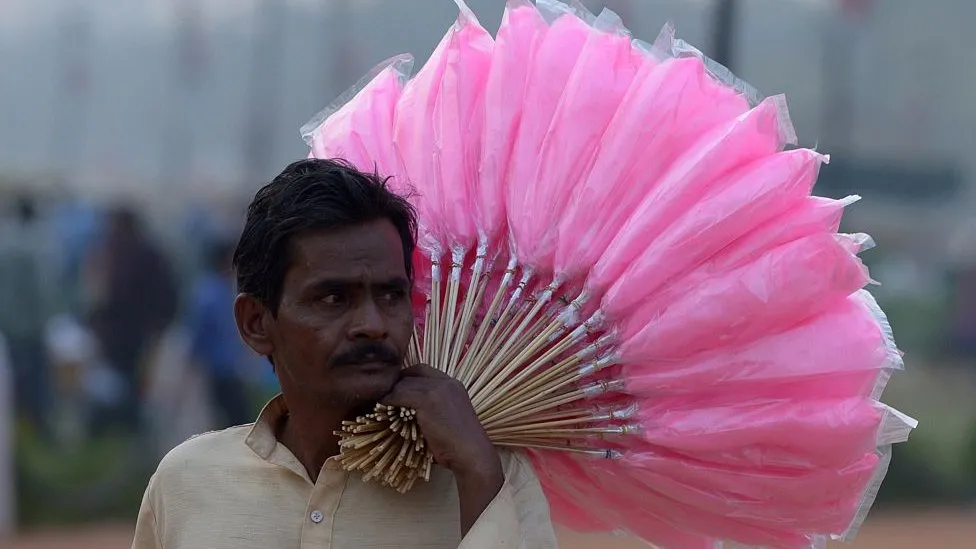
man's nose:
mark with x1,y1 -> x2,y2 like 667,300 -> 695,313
347,299 -> 388,340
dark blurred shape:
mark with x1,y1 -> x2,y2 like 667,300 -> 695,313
84,205 -> 179,435
710,0 -> 737,71
876,441 -> 973,507
815,158 -> 964,201
0,194 -> 51,437
948,266 -> 976,359
185,236 -> 252,429
15,195 -> 37,224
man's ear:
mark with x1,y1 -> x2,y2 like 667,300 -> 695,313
234,293 -> 275,357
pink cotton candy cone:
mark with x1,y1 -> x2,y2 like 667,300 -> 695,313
624,446 -> 881,507
586,95 -> 796,304
599,455 -> 862,533
633,395 -> 886,469
711,194 -> 857,272
529,451 -> 722,549
611,194 -> 857,317
554,55 -> 750,281
303,54 -> 412,189
602,148 -> 827,319
583,457 -> 817,548
432,1 -> 493,253
509,10 -> 642,274
394,10 -> 456,253
525,451 -> 616,533
622,293 -> 898,394
477,0 -> 547,248
617,231 -> 871,359
504,10 -> 590,259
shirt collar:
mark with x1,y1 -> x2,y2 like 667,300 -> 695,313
245,394 -> 343,481
244,394 -> 287,461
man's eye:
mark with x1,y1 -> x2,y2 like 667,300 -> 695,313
380,290 -> 406,303
321,293 -> 345,305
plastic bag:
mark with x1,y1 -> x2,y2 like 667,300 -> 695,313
302,54 -> 413,188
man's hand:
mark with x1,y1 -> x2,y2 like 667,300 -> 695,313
382,364 -> 504,535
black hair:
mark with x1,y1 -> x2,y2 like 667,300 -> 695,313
233,158 -> 417,314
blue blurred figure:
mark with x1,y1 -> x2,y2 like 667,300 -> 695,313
186,238 -> 253,428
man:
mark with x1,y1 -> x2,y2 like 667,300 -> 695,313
132,159 -> 558,548
186,237 -> 254,428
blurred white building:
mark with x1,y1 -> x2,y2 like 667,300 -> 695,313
0,0 -> 972,260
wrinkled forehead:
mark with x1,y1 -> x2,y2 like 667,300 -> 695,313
285,220 -> 407,286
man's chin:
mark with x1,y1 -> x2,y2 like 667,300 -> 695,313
327,373 -> 399,411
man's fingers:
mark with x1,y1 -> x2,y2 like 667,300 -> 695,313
400,364 -> 452,379
380,377 -> 428,409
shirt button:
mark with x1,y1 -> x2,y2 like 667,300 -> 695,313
310,510 -> 324,524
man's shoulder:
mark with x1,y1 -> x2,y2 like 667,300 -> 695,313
156,424 -> 257,475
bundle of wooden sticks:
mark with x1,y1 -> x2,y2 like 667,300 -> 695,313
335,256 -> 630,492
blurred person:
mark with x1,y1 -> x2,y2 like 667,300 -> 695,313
950,265 -> 976,365
0,195 -> 53,437
132,160 -> 557,548
186,237 -> 253,428
85,205 -> 179,435
51,196 -> 103,315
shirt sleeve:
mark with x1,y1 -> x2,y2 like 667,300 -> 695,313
458,452 -> 559,549
132,475 -> 164,549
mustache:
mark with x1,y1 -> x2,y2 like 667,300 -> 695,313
331,342 -> 402,367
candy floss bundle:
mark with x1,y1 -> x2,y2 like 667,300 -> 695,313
301,0 -> 917,547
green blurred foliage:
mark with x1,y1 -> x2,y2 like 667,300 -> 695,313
15,423 -> 151,527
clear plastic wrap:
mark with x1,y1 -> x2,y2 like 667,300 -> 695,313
616,231 -> 871,358
431,0 -> 494,254
302,54 -> 413,187
605,148 -> 828,317
508,7 -> 642,274
477,0 -> 547,248
581,95 -> 797,322
621,294 -> 902,395
503,2 -> 590,264
554,52 -> 751,282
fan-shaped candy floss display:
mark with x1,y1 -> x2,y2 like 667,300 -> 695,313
301,0 -> 917,547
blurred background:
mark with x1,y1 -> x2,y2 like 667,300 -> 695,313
1,0 -> 974,547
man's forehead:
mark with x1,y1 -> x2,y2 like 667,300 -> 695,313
288,221 -> 406,278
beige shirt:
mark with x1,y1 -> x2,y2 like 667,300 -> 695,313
132,396 -> 559,549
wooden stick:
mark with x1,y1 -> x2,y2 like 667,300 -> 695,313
472,317 -> 587,411
428,260 -> 442,369
487,426 -> 627,437
454,256 -> 515,386
469,318 -> 563,408
409,324 -> 422,366
477,354 -> 587,421
461,291 -> 526,395
447,248 -> 488,377
483,413 -> 598,433
481,388 -> 590,429
440,250 -> 464,374
490,441 -> 614,457
465,294 -> 548,399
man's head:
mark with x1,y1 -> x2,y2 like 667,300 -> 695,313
233,159 -> 417,410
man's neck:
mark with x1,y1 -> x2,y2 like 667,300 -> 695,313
277,396 -> 347,483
